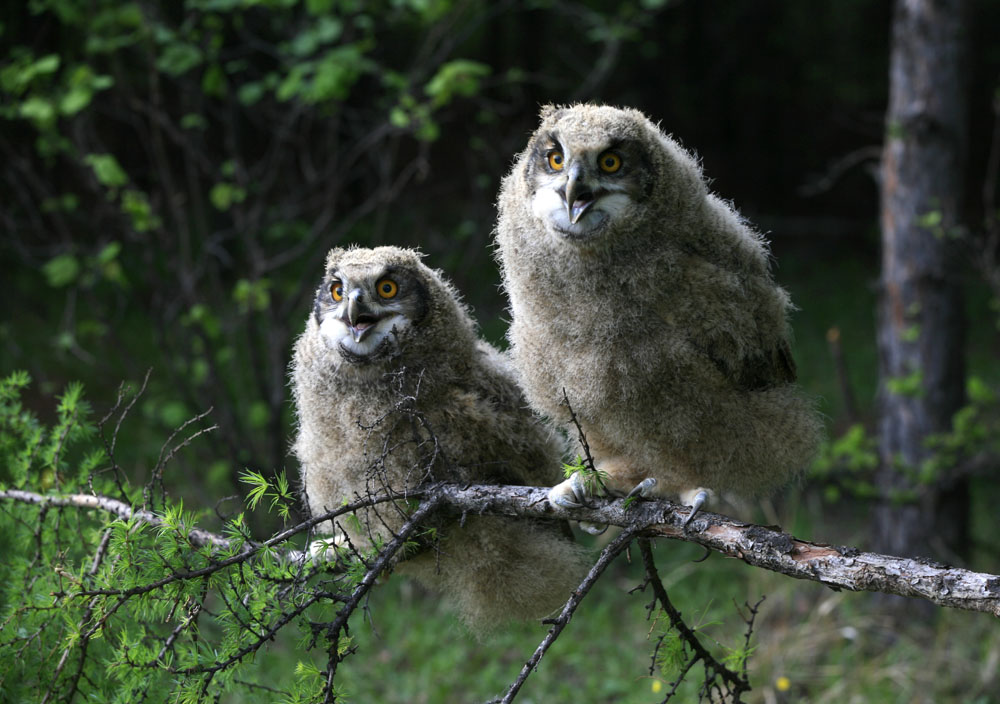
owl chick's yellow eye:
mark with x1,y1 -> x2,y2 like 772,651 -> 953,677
598,151 -> 622,173
376,278 -> 398,299
331,280 -> 344,302
547,150 -> 565,171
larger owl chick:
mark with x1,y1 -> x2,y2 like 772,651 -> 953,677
291,245 -> 586,631
495,104 -> 822,521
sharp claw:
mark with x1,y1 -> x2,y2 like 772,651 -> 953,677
547,471 -> 590,508
551,495 -> 583,509
680,489 -> 710,529
626,477 -> 658,499
548,472 -> 610,534
579,521 -> 609,535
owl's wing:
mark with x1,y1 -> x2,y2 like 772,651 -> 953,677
654,251 -> 797,392
716,337 -> 797,391
654,300 -> 797,391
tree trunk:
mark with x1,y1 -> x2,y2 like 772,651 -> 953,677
875,0 -> 968,559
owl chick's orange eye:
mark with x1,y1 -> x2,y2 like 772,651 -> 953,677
331,280 -> 344,302
547,149 -> 565,171
598,151 -> 622,173
376,278 -> 398,299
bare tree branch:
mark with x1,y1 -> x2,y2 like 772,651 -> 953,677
494,527 -> 638,704
636,538 -> 752,702
3,482 -> 999,617
432,483 -> 1000,617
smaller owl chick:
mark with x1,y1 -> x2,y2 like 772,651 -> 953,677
291,246 -> 586,631
495,104 -> 822,526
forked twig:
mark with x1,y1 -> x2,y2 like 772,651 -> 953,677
637,538 -> 751,702
493,527 -> 638,703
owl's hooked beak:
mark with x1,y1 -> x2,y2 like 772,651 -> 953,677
562,166 -> 596,225
340,289 -> 384,343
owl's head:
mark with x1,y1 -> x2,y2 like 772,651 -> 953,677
313,247 -> 434,364
517,104 -> 702,246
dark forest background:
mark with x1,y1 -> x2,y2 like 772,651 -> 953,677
3,1 -> 1000,700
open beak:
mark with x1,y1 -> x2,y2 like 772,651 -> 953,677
341,289 -> 384,342
563,166 -> 596,224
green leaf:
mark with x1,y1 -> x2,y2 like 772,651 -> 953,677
233,278 -> 270,312
40,193 -> 79,213
967,376 -> 996,404
917,210 -> 942,229
306,45 -> 366,102
18,97 -> 56,127
43,254 -> 80,288
389,106 -> 410,128
97,241 -> 121,264
180,113 -> 207,129
32,54 -> 61,76
424,59 -> 490,107
722,644 -> 756,672
655,628 -> 687,676
237,82 -> 265,106
900,324 -> 920,343
157,43 -> 204,76
315,16 -> 344,43
209,182 -> 246,210
121,189 -> 159,232
239,469 -> 270,510
184,304 -> 222,338
886,369 -> 924,397
202,63 -> 226,97
415,117 -> 440,142
58,86 -> 93,115
276,63 -> 309,101
91,74 -> 114,90
5,54 -> 61,95
84,153 -> 128,188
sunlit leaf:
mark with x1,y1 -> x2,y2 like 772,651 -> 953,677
43,254 -> 80,288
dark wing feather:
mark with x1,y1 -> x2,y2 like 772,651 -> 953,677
708,337 -> 797,392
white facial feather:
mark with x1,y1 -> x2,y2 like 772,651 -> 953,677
528,144 -> 635,240
319,310 -> 410,358
531,187 -> 632,239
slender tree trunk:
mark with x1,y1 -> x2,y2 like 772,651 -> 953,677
875,0 -> 969,559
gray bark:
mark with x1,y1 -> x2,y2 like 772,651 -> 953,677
6,484 -> 1000,617
875,0 -> 969,559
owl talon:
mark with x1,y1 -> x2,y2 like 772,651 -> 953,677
547,471 -> 590,509
625,477 -> 658,499
578,521 -> 609,535
548,472 -> 610,534
679,488 -> 711,529
309,532 -> 346,560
